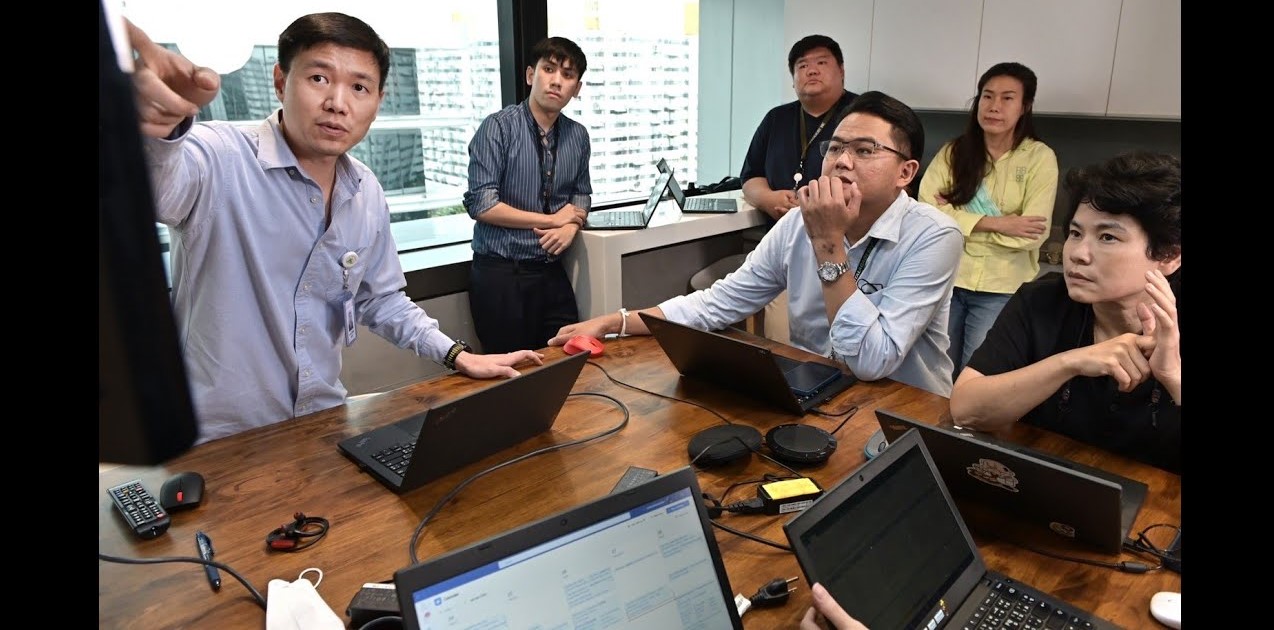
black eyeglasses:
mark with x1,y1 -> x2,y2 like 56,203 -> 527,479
857,278 -> 883,295
820,138 -> 911,162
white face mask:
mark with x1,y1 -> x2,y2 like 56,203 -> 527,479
266,568 -> 344,630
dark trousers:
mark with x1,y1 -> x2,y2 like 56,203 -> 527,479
468,254 -> 580,353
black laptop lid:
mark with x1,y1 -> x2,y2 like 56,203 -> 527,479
783,429 -> 986,629
641,312 -> 806,414
874,409 -> 1146,553
338,352 -> 588,493
394,466 -> 743,629
640,312 -> 854,415
660,161 -> 689,209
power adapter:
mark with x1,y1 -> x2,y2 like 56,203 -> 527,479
347,582 -> 400,628
758,477 -> 823,515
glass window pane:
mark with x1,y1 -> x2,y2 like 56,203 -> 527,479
128,2 -> 500,257
547,0 -> 700,205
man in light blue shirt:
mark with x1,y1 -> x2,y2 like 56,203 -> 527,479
127,13 -> 542,443
550,92 -> 962,397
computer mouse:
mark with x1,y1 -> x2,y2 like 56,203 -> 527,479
1149,591 -> 1180,629
160,471 -> 205,512
563,334 -> 604,357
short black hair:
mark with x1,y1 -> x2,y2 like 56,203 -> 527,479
788,35 -> 843,74
278,13 -> 391,92
529,36 -> 588,77
838,91 -> 924,163
1064,151 -> 1182,262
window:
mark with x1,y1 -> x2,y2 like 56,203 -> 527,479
126,1 -> 501,257
547,0 -> 700,205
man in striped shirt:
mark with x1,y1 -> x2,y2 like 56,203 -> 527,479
463,37 -> 593,353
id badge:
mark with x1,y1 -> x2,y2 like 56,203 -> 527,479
341,291 -> 357,346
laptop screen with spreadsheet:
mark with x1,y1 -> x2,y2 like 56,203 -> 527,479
394,467 -> 743,630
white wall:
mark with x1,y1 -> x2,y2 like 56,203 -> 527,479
697,0 -> 788,185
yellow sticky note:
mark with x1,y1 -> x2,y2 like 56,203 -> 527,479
763,478 -> 820,500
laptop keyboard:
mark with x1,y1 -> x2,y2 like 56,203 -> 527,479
372,442 -> 414,479
594,210 -> 643,225
686,198 -> 734,211
963,578 -> 1098,630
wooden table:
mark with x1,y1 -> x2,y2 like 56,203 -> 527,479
99,334 -> 1180,629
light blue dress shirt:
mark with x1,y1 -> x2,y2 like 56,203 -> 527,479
144,111 -> 456,443
464,100 -> 592,261
659,191 -> 963,397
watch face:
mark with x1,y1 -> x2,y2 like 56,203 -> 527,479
818,262 -> 842,283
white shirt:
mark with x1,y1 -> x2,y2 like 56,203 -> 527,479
659,191 -> 963,397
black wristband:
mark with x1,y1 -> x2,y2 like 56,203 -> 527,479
442,340 -> 471,370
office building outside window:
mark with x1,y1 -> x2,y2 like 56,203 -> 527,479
547,0 -> 701,204
129,0 -> 705,266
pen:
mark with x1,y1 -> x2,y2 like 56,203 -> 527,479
195,530 -> 221,591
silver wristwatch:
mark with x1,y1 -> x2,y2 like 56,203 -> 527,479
817,260 -> 852,283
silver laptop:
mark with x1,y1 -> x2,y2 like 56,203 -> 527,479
784,428 -> 1120,630
584,171 -> 672,230
337,352 -> 588,493
874,408 -> 1147,553
656,158 -> 737,213
394,466 -> 744,629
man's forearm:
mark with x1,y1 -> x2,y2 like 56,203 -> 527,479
474,202 -> 561,229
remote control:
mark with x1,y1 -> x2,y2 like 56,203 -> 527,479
610,466 -> 658,494
108,479 -> 171,539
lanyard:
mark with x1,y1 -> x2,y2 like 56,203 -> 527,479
856,237 -> 879,278
528,108 -> 557,214
794,107 -> 836,189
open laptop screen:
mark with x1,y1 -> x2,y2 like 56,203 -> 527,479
396,468 -> 742,629
788,439 -> 976,629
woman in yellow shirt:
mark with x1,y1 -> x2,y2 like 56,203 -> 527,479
920,62 -> 1059,374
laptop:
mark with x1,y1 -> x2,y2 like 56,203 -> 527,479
393,466 -> 744,630
874,409 -> 1147,554
337,352 -> 588,494
583,171 -> 672,230
640,312 -> 857,415
657,158 -> 737,214
783,428 -> 1120,630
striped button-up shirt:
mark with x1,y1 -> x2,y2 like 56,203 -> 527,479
464,100 -> 592,261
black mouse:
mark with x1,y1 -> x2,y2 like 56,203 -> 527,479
160,471 -> 205,512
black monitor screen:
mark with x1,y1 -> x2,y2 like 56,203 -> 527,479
98,0 -> 198,464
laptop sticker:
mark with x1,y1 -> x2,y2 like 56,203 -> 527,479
966,458 -> 1020,493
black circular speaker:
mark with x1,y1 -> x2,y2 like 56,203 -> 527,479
688,425 -> 762,467
765,424 -> 837,465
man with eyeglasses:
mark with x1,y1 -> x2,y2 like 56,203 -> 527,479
550,92 -> 964,398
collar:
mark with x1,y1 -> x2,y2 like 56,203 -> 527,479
851,191 -> 911,248
800,89 -> 854,118
257,110 -> 359,191
520,99 -> 557,137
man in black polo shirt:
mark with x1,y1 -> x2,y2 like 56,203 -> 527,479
740,35 -> 859,220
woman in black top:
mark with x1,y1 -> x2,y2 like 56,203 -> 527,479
950,151 -> 1181,473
